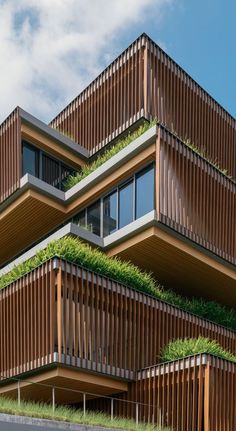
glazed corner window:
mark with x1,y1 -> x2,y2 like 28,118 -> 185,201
70,163 -> 155,238
135,164 -> 155,218
119,180 -> 134,229
87,200 -> 101,236
73,209 -> 86,228
22,143 -> 39,177
103,191 -> 117,236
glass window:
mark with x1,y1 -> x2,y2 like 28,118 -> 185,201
22,143 -> 39,177
103,191 -> 117,236
42,154 -> 60,188
119,181 -> 134,229
135,164 -> 155,219
87,200 -> 101,236
73,209 -> 86,229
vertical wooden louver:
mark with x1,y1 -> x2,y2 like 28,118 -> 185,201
0,108 -> 21,203
50,34 -> 236,179
157,126 -> 236,265
146,37 -> 236,179
50,36 -> 146,155
131,355 -> 236,430
1,258 -> 235,382
0,260 -> 56,379
91,354 -> 236,430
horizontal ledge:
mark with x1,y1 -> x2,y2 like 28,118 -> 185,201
19,107 -> 89,160
137,353 -> 236,379
0,352 -> 134,383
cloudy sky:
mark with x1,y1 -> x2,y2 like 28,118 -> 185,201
0,0 -> 235,124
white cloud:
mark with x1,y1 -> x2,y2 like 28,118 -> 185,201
0,0 -> 174,123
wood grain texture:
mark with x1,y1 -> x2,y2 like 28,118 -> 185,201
130,354 -> 236,431
90,355 -> 236,430
0,259 -> 235,383
0,108 -> 21,203
50,34 -> 236,178
158,126 -> 236,266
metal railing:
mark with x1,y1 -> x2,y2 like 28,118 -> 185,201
0,373 -> 151,426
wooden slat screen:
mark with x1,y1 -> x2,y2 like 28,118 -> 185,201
85,355 -> 236,430
0,108 -> 21,203
56,260 -> 236,381
0,261 -> 56,379
0,259 -> 235,382
50,35 -> 236,180
50,36 -> 146,154
146,37 -> 236,179
129,355 -> 236,430
157,126 -> 236,264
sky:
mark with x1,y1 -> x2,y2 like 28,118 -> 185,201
0,0 -> 235,124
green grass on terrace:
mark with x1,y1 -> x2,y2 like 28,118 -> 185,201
64,120 -> 156,190
0,237 -> 236,332
161,337 -> 236,363
64,118 -> 234,192
0,397 -> 171,431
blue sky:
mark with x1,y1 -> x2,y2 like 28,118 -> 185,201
120,0 -> 236,117
0,0 -> 235,123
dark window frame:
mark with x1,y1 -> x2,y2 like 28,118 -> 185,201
22,140 -> 77,190
71,162 -> 155,238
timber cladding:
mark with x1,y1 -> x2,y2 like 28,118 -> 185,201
0,258 -> 235,382
131,354 -> 236,430
158,126 -> 236,266
0,125 -> 235,268
50,35 -> 146,155
50,33 -> 236,178
89,354 -> 236,430
0,108 -> 21,203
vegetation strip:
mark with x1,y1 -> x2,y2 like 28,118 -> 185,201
0,237 -> 235,331
161,337 -> 236,363
65,118 -> 234,192
0,397 -> 171,431
65,120 -> 155,190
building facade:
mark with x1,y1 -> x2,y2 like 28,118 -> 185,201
0,34 -> 235,430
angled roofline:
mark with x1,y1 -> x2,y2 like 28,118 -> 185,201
50,32 -> 235,125
141,33 -> 236,122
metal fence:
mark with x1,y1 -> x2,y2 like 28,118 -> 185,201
0,373 -> 144,426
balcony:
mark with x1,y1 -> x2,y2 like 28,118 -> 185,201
0,258 -> 235,401
0,107 -> 88,204
0,124 -> 235,304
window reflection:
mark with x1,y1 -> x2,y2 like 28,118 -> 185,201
22,141 -> 77,190
87,201 -> 101,236
73,210 -> 86,229
136,165 -> 154,218
103,191 -> 117,236
42,154 -> 60,188
71,163 -> 155,238
22,143 -> 39,177
119,180 -> 134,229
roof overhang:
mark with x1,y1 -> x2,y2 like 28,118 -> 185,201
0,126 -> 157,266
19,108 -> 89,168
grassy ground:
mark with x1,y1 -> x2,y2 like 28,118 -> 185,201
161,337 -> 236,363
0,397 -> 171,431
